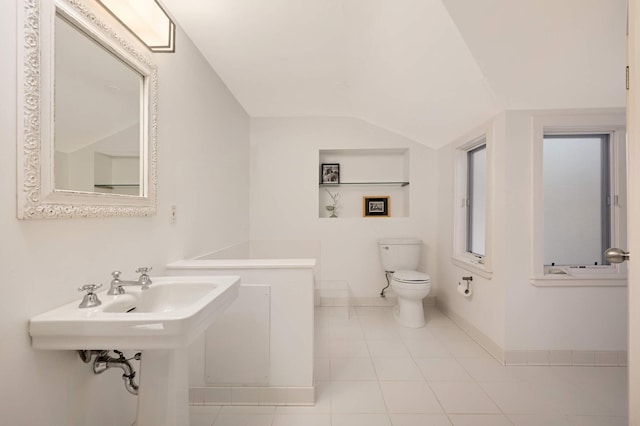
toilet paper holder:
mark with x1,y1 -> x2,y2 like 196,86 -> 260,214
459,276 -> 472,295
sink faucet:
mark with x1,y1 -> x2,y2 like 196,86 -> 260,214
107,267 -> 153,295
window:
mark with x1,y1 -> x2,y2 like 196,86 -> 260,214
453,131 -> 492,278
531,112 -> 626,285
543,134 -> 610,267
467,145 -> 487,257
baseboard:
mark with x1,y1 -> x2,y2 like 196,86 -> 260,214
315,292 -> 436,308
504,350 -> 628,366
436,300 -> 627,367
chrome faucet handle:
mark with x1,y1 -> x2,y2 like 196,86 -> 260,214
78,284 -> 102,293
78,284 -> 102,308
136,267 -> 152,289
108,271 -> 125,295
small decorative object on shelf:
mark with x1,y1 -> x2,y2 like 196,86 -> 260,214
363,196 -> 390,217
325,189 -> 340,218
321,163 -> 340,184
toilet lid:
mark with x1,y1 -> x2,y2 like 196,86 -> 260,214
393,270 -> 430,283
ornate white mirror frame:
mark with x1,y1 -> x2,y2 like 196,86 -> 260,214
17,0 -> 158,219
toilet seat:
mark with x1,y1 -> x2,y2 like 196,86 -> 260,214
392,270 -> 430,284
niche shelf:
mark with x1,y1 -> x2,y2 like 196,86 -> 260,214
319,181 -> 410,187
94,184 -> 140,188
319,148 -> 410,218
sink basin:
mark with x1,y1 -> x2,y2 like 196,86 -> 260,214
29,275 -> 240,350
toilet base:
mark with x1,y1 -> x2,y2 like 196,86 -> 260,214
393,298 -> 426,328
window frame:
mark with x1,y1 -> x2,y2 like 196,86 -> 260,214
452,125 -> 493,279
531,112 -> 627,286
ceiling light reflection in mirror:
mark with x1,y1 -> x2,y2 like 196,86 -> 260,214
97,0 -> 176,52
54,14 -> 143,196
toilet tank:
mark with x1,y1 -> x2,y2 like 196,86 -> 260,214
378,238 -> 422,272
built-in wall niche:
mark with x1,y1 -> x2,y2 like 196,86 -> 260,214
318,148 -> 410,218
94,153 -> 140,196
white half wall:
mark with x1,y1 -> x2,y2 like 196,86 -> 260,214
1,6 -> 250,425
249,117 -> 438,300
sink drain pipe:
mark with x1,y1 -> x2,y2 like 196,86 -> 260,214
78,350 -> 141,395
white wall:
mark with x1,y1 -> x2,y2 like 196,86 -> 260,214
436,114 -> 508,351
503,110 -> 627,352
436,110 -> 627,355
249,117 -> 438,301
0,3 -> 250,424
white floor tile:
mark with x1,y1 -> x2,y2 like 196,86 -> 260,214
332,413 -> 392,426
448,414 -> 513,426
331,381 -> 387,413
389,414 -> 452,426
379,381 -> 444,414
276,381 -> 331,414
219,406 -> 275,415
565,416 -> 628,426
372,358 -> 424,381
403,339 -> 451,358
190,407 -> 220,426
331,357 -> 378,381
429,381 -> 500,414
441,337 -> 493,359
428,326 -> 470,342
355,307 -> 395,318
457,358 -> 519,382
395,324 -> 436,339
367,340 -> 411,358
508,366 -> 568,386
415,358 -> 473,382
191,413 -> 217,426
271,414 -> 330,426
314,358 -> 331,381
555,382 -> 628,416
191,406 -> 222,416
478,381 -> 561,415
315,335 -> 331,358
202,306 -> 628,426
330,326 -> 365,340
362,325 -> 404,340
507,414 -> 571,426
551,366 -> 628,385
330,339 -> 370,358
212,414 -> 274,426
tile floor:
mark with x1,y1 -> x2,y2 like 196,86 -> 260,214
190,306 -> 628,426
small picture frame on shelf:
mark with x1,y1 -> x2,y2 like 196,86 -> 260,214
363,196 -> 390,217
320,163 -> 340,184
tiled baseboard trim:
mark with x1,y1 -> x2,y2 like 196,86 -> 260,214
436,300 -> 627,367
505,350 -> 628,366
189,386 -> 315,406
315,294 -> 436,307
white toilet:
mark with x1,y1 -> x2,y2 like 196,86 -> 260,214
378,238 -> 431,328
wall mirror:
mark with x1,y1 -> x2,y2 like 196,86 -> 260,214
17,0 -> 158,219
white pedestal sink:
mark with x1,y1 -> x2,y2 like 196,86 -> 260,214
29,275 -> 240,426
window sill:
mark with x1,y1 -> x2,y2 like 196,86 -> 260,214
451,256 -> 493,279
530,274 -> 627,287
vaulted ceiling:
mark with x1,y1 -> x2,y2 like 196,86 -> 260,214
161,0 -> 626,148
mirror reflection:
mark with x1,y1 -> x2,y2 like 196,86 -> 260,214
54,14 -> 143,196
